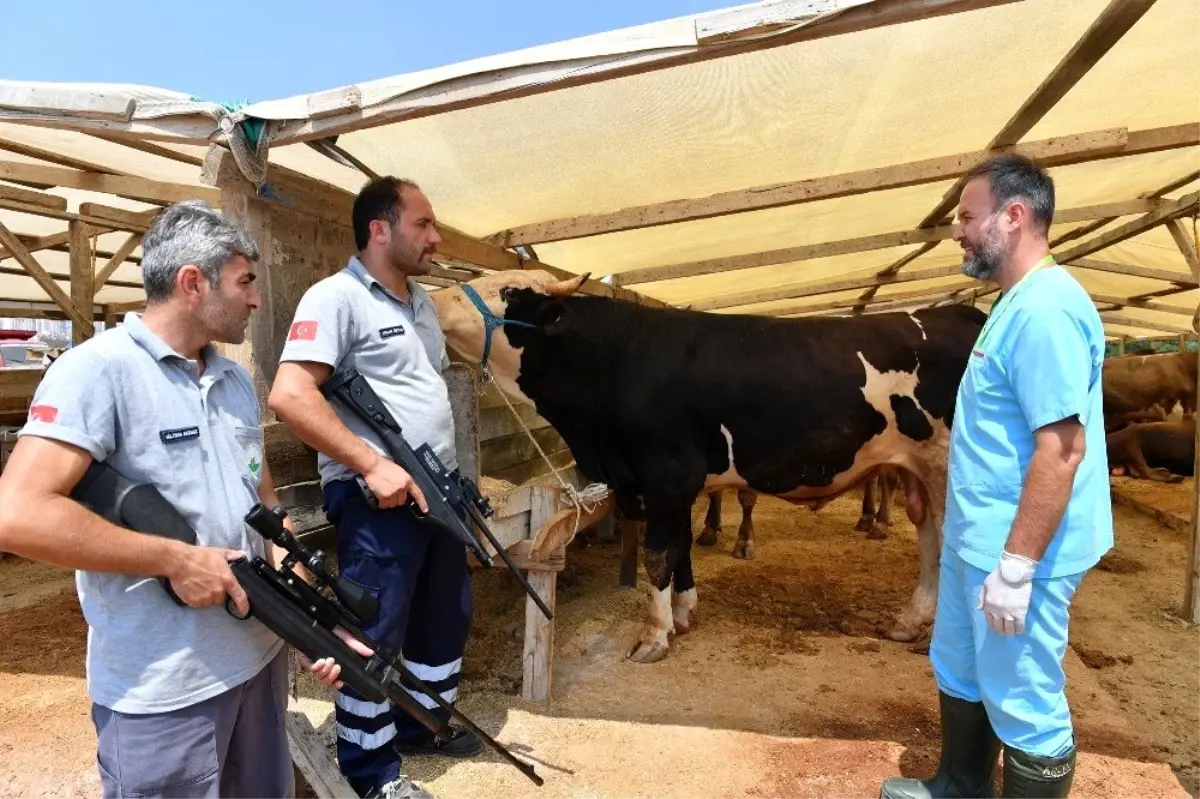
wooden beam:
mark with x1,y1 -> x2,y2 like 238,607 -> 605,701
1093,312 -> 1192,335
95,232 -> 142,290
918,0 -> 1161,227
761,277 -> 981,316
266,0 -> 1026,146
1069,257 -> 1197,285
493,128 -> 1134,247
618,198 -> 1162,285
0,182 -> 69,213
0,368 -> 42,401
691,264 -> 964,311
0,159 -> 218,206
1051,169 -> 1199,249
1056,191 -> 1200,263
0,218 -> 91,329
69,220 -> 95,343
77,203 -> 160,233
0,135 -> 138,177
1166,218 -> 1200,279
1086,292 -> 1196,316
0,262 -> 142,291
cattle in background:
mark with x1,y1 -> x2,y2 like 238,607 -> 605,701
857,466 -> 901,539
696,488 -> 758,559
1106,417 -> 1195,482
1103,351 -> 1198,430
433,271 -> 985,662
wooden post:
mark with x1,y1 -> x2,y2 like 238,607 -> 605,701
1188,294 -> 1200,621
69,220 -> 95,345
445,364 -> 480,483
285,711 -> 357,798
619,516 -> 640,588
1116,335 -> 1126,355
522,486 -> 559,703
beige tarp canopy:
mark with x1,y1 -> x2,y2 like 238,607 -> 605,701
0,0 -> 1197,340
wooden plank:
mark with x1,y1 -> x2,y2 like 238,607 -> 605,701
1070,257 -> 1197,286
1056,191 -> 1200,264
285,709 -> 359,799
693,264 -> 964,311
95,232 -> 142,290
77,203 -> 161,233
1086,292 -> 1195,317
919,0 -> 1161,226
695,0 -> 872,44
1166,219 -> 1200,280
0,262 -> 142,291
1111,486 -> 1189,533
765,278 -> 980,316
0,218 -> 91,329
0,159 -> 218,206
0,85 -> 135,121
489,448 -> 574,486
68,220 -> 95,343
0,182 -> 68,213
492,127 -> 1133,246
0,368 -> 42,400
0,135 -> 138,177
479,402 -> 553,442
481,427 -> 568,474
1095,312 -> 1192,336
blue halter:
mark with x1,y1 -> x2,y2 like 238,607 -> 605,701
461,283 -> 537,373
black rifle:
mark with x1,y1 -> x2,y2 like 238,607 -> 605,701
320,367 -> 553,620
70,461 -> 544,787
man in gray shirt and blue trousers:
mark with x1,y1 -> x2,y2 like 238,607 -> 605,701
0,201 -> 361,797
270,176 -> 482,799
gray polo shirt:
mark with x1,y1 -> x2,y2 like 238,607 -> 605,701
279,256 -> 457,487
18,312 -> 282,714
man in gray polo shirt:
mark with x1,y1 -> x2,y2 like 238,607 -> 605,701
270,176 -> 480,799
0,201 -> 364,798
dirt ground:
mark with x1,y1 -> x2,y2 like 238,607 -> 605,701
0,481 -> 1196,798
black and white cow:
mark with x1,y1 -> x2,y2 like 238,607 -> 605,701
433,271 -> 985,662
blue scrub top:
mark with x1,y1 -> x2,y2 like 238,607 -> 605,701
944,264 -> 1114,579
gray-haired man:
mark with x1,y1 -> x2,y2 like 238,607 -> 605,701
0,200 -> 367,798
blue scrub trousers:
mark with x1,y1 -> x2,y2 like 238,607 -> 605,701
930,546 -> 1084,758
323,477 -> 474,793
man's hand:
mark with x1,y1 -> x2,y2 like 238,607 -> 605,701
362,457 -> 429,513
298,626 -> 376,689
978,550 -> 1037,635
165,545 -> 250,617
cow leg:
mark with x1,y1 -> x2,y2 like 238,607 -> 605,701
629,495 -> 693,664
886,469 -> 942,643
732,489 -> 757,559
865,469 -> 899,540
856,476 -> 878,533
697,490 -> 722,546
672,533 -> 698,635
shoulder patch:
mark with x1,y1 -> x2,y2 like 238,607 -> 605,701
28,405 -> 57,423
289,321 -> 318,341
379,324 -> 406,339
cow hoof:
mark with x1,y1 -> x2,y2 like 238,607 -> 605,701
628,636 -> 670,663
732,542 -> 756,560
697,527 -> 719,546
866,525 -> 888,541
854,516 -> 874,533
883,623 -> 924,643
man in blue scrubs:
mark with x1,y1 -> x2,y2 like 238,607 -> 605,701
881,155 -> 1112,799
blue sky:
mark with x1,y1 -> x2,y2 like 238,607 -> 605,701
3,0 -> 736,102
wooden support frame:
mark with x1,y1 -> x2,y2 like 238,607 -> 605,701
1056,191 -> 1200,263
95,232 -> 142,290
690,264 -> 963,311
1165,218 -> 1200,280
0,217 -> 91,329
68,219 -> 95,343
765,277 -> 980,316
1069,257 -> 1197,286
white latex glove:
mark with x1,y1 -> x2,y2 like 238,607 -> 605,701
978,550 -> 1037,635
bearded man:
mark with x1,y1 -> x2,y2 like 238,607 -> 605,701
879,155 -> 1112,799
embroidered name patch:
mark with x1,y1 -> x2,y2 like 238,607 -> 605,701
160,426 -> 201,444
379,325 -> 406,339
971,348 -> 985,360
289,321 -> 318,341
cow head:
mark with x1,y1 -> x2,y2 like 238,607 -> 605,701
431,269 -> 590,403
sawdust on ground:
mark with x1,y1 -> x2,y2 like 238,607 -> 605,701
0,483 -> 1196,798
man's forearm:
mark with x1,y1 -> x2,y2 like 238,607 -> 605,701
271,384 -> 381,476
1005,449 -> 1079,562
0,493 -> 187,577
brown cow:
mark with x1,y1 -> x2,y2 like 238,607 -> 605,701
1106,417 -> 1195,482
1103,351 -> 1198,427
696,488 -> 758,558
857,466 -> 901,539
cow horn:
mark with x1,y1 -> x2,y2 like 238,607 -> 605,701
546,272 -> 591,297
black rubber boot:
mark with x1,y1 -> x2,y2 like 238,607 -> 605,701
879,691 -> 1001,799
1001,745 -> 1075,798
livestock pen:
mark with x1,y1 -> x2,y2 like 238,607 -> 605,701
0,0 -> 1198,796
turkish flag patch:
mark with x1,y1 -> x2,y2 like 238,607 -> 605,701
289,321 -> 318,341
29,405 -> 58,423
